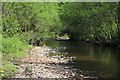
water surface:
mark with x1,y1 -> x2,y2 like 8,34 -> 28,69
45,40 -> 120,78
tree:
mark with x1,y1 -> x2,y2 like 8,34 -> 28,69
2,2 -> 63,45
60,2 -> 119,46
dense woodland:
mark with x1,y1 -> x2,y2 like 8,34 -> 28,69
1,2 -> 120,78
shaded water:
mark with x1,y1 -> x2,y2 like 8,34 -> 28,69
45,40 -> 120,78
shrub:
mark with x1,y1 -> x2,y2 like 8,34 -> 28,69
2,35 -> 32,78
2,36 -> 32,60
2,60 -> 17,78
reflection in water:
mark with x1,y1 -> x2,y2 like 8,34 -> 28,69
45,40 -> 120,78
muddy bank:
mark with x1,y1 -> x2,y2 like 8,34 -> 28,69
11,46 -> 84,79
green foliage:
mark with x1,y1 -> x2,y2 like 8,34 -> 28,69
0,66 -> 4,79
2,60 -> 18,78
1,2 -> 120,78
2,36 -> 32,78
2,2 -> 63,78
2,2 -> 63,44
2,36 -> 32,60
60,2 -> 119,45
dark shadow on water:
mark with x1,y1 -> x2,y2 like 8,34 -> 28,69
66,59 -> 119,78
45,40 -> 120,78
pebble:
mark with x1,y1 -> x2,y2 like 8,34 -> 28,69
12,46 -> 83,79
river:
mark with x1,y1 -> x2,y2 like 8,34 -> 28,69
45,40 -> 120,78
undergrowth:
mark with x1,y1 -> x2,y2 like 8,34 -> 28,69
2,36 -> 32,78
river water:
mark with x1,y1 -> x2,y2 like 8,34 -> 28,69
45,40 -> 120,78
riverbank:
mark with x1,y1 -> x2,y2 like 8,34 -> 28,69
11,46 -> 83,79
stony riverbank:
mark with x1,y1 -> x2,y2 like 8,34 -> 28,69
11,46 -> 83,79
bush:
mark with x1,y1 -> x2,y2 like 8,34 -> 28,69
2,36 -> 32,60
2,60 -> 17,78
2,36 -> 32,78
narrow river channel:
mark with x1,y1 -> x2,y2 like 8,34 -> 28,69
45,40 -> 120,78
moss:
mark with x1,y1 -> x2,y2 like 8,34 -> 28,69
49,52 -> 58,57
